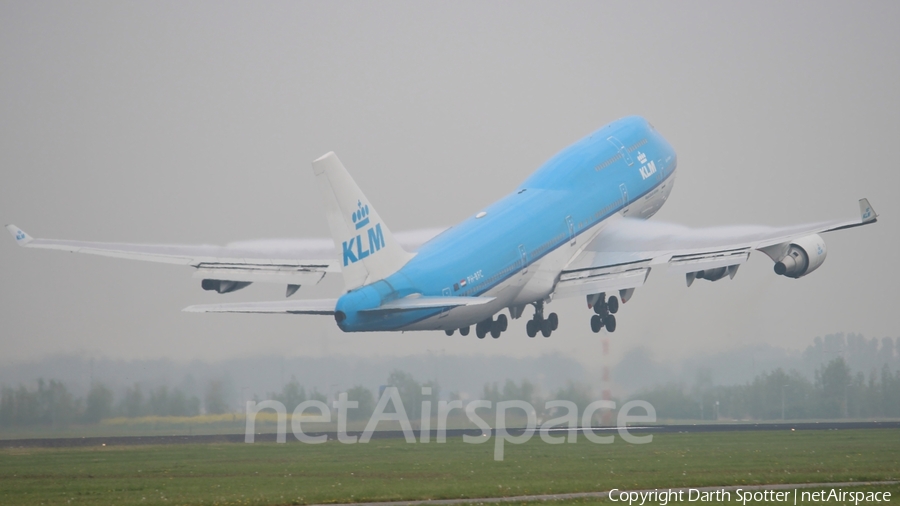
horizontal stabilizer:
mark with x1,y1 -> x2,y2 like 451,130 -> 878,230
359,296 -> 495,313
183,299 -> 337,314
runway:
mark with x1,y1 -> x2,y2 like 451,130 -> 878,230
2,421 -> 898,448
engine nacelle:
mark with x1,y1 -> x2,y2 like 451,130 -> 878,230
694,267 -> 728,282
773,234 -> 827,279
201,279 -> 253,294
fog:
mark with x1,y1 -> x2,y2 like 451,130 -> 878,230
2,333 -> 896,412
1,2 -> 898,395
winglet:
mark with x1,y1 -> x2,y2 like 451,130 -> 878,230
5,225 -> 33,246
859,199 -> 877,224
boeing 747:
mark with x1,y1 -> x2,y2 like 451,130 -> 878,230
6,116 -> 878,338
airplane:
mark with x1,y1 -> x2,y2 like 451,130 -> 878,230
6,116 -> 878,339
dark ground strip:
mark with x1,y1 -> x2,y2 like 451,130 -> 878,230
305,481 -> 900,506
1,421 -> 898,448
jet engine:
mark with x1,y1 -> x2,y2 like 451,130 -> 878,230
773,234 -> 827,279
694,267 -> 728,282
201,279 -> 252,294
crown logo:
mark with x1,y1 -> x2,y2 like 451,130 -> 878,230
637,152 -> 647,164
352,201 -> 370,230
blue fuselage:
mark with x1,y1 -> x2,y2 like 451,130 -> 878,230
335,116 -> 677,331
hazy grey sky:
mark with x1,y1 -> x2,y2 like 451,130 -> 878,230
1,1 -> 897,368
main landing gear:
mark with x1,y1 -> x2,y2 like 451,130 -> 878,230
445,314 -> 508,339
588,293 -> 618,333
467,313 -> 507,339
526,301 -> 558,338
445,302 -> 558,339
445,326 -> 470,337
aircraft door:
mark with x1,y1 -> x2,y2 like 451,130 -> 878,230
566,216 -> 576,245
440,287 -> 451,318
607,137 -> 633,166
518,245 -> 528,274
620,183 -> 630,216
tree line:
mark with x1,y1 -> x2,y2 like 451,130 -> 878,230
3,356 -> 898,428
803,334 -> 898,375
0,379 -> 231,427
634,357 -> 900,420
266,370 -> 438,422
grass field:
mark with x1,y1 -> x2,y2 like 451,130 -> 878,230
0,429 -> 897,506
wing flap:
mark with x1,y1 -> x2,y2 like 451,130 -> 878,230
666,249 -> 751,275
555,262 -> 651,299
192,266 -> 329,285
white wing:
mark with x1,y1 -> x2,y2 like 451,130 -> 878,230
5,224 -> 445,290
555,198 -> 878,298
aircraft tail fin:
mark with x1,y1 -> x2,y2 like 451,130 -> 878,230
312,152 -> 413,290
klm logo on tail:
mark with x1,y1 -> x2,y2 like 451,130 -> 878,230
353,201 -> 371,229
343,201 -> 386,266
15,231 -> 26,241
